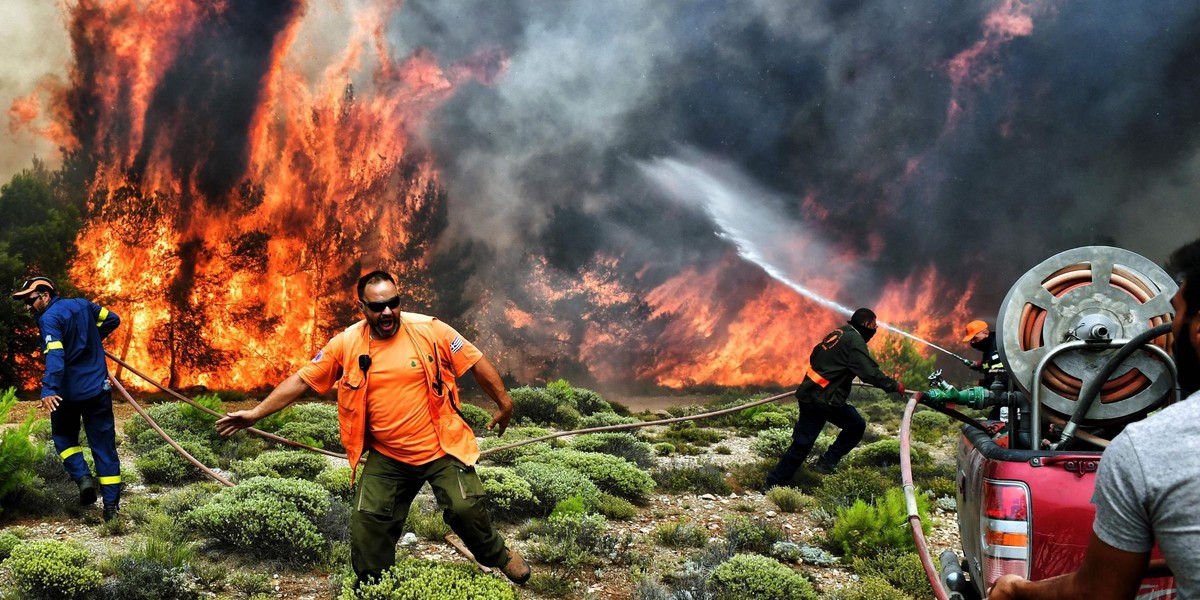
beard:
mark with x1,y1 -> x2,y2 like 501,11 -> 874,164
1173,314 -> 1200,397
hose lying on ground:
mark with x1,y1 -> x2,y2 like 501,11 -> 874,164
108,372 -> 234,487
106,350 -> 346,459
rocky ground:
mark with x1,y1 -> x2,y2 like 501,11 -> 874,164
2,395 -> 964,599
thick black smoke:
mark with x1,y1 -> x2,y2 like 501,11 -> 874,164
399,0 -> 1200,315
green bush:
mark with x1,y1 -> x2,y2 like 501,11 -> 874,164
510,386 -> 581,428
813,466 -> 891,513
337,557 -> 518,600
653,442 -> 675,456
652,463 -> 731,495
186,477 -> 332,564
524,512 -> 621,573
910,410 -> 954,443
750,427 -> 793,460
724,515 -> 784,554
848,439 -> 931,470
708,553 -> 816,600
658,422 -> 723,447
232,449 -> 329,481
135,439 -> 220,485
513,462 -> 600,516
852,551 -> 934,599
317,466 -> 354,502
177,392 -> 224,426
517,449 -> 656,503
457,403 -> 493,434
0,530 -> 23,560
125,401 -> 224,455
766,486 -> 808,513
98,554 -> 199,600
596,492 -> 638,520
406,502 -> 451,541
579,412 -> 640,428
227,571 -> 273,595
568,432 -> 656,468
798,544 -> 839,567
476,466 -> 536,522
829,488 -> 930,561
0,388 -> 43,517
836,575 -> 915,600
544,379 -> 612,416
3,539 -> 102,600
478,426 -> 554,466
653,518 -> 708,548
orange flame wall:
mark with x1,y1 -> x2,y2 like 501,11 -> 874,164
59,1 -> 502,389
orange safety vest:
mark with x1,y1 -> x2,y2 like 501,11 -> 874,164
333,316 -> 480,482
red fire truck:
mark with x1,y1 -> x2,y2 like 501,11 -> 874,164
921,246 -> 1179,599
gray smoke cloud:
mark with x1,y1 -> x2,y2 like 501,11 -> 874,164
398,0 -> 1200,314
5,0 -> 1200,387
0,1 -> 70,181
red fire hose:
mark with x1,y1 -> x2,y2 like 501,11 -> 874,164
107,371 -> 234,487
900,391 -> 955,600
105,350 -> 346,460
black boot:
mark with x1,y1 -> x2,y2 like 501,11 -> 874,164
811,457 -> 838,475
102,502 -> 119,522
77,475 -> 98,506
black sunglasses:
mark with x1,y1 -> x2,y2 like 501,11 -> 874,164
363,295 -> 401,313
23,293 -> 42,306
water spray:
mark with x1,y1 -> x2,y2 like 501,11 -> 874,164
641,154 -> 972,364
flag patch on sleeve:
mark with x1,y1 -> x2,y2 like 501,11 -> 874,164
312,350 -> 323,363
450,336 -> 463,354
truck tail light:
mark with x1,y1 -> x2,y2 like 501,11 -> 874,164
981,479 -> 1031,590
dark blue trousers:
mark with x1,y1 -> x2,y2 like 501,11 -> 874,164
766,401 -> 866,487
51,390 -> 121,505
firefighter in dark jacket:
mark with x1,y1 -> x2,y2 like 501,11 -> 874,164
961,319 -> 1009,420
765,308 -> 903,489
961,320 -> 1007,390
13,276 -> 123,521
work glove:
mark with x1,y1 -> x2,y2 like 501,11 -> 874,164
961,358 -> 983,370
896,382 -> 906,395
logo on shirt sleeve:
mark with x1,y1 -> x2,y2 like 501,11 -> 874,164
450,336 -> 463,354
312,350 -> 323,363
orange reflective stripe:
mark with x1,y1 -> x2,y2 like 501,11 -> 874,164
806,367 -> 830,388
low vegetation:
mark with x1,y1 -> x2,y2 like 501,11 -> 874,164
0,360 -> 960,598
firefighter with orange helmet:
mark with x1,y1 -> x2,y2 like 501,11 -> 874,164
961,319 -> 1007,390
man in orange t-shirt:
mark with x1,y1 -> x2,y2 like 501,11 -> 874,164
216,271 -> 530,585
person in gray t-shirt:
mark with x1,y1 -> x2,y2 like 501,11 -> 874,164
1092,393 -> 1200,596
991,237 -> 1200,600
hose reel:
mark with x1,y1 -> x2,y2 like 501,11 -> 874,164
995,246 -> 1177,427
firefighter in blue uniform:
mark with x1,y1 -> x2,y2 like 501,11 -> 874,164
765,308 -> 903,489
14,276 -> 123,521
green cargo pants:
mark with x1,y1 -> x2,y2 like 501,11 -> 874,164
350,451 -> 508,581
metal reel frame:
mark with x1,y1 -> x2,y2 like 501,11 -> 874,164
996,246 -> 1177,426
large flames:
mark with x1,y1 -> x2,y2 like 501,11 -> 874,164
14,1 -> 980,392
38,1 -> 503,389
